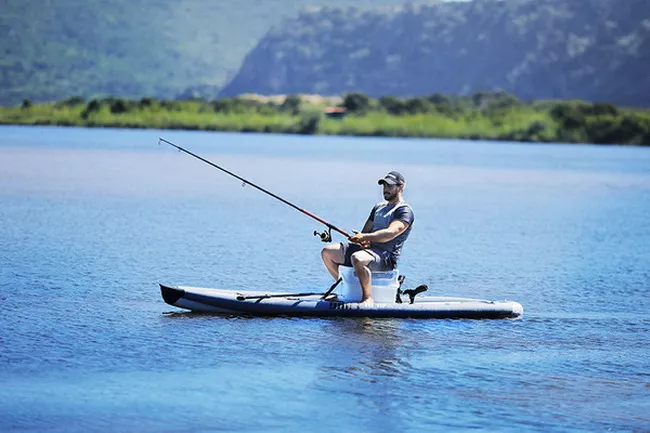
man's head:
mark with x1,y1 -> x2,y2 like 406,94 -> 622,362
378,171 -> 405,202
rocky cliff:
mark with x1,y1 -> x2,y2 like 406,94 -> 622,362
219,0 -> 650,107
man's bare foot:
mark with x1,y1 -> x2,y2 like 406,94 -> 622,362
359,297 -> 374,306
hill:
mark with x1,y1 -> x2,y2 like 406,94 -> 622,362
0,0 -> 411,106
219,0 -> 650,107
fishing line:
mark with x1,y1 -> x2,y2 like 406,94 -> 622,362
159,137 -> 351,241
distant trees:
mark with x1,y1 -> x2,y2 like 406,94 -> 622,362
110,99 -> 130,114
81,99 -> 101,119
280,95 -> 302,115
472,92 -> 521,110
551,104 -> 585,129
375,92 -> 523,117
7,91 -> 647,145
585,116 -> 649,145
138,97 -> 154,108
377,96 -> 436,115
378,96 -> 405,115
404,97 -> 431,115
296,112 -> 321,134
55,96 -> 85,108
343,92 -> 371,114
550,101 -> 649,144
213,99 -> 248,113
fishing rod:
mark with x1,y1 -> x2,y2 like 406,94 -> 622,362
158,137 -> 351,242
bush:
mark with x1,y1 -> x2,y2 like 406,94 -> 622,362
212,99 -> 234,113
550,104 -> 585,129
296,112 -> 321,134
138,97 -> 154,108
256,104 -> 277,116
473,91 -> 520,109
281,95 -> 302,115
404,97 -> 431,115
379,96 -> 406,115
492,92 -> 520,109
110,99 -> 130,114
588,116 -> 649,144
527,121 -> 547,137
212,98 -> 260,114
591,103 -> 618,116
427,93 -> 465,118
427,93 -> 451,105
161,100 -> 186,112
343,92 -> 371,114
80,99 -> 101,119
56,96 -> 85,107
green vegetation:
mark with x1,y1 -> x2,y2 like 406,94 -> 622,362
0,0 -> 408,106
221,0 -> 650,107
2,92 -> 649,145
4,0 -> 648,108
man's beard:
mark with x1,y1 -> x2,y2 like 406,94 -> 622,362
384,190 -> 397,201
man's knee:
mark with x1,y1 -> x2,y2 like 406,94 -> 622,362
350,251 -> 372,268
322,244 -> 342,262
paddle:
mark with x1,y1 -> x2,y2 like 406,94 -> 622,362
236,278 -> 343,301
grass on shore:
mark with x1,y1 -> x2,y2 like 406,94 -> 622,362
1,94 -> 649,145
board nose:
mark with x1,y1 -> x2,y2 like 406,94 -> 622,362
160,284 -> 184,305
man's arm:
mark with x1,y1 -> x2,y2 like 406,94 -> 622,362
361,205 -> 377,233
363,220 -> 409,243
361,218 -> 374,233
350,220 -> 409,244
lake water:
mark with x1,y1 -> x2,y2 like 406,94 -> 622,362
0,125 -> 649,432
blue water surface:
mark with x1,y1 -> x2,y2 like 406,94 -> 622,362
0,125 -> 649,432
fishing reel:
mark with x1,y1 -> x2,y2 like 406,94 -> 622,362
314,227 -> 332,243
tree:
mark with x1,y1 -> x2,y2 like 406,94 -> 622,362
57,96 -> 85,107
404,97 -> 431,115
550,104 -> 585,129
379,96 -> 406,115
591,103 -> 618,116
139,97 -> 154,108
281,95 -> 302,115
110,99 -> 130,114
296,112 -> 321,134
343,92 -> 371,114
81,99 -> 101,119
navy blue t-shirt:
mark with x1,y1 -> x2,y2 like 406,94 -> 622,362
368,201 -> 414,265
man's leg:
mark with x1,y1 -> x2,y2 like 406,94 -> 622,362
321,243 -> 345,280
350,250 -> 376,303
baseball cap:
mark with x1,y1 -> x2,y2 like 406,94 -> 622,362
378,171 -> 405,186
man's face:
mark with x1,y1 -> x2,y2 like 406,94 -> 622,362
382,183 -> 400,201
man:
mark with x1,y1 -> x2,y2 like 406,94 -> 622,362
321,171 -> 415,305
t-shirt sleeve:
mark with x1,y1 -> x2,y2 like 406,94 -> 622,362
394,205 -> 414,226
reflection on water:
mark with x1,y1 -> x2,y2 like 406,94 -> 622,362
320,319 -> 408,381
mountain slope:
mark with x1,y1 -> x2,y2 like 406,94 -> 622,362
219,0 -> 650,107
0,0 -> 413,106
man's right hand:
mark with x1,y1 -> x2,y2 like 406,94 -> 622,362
350,230 -> 371,249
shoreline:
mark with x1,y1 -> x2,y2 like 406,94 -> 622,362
1,94 -> 648,146
0,120 -> 610,147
